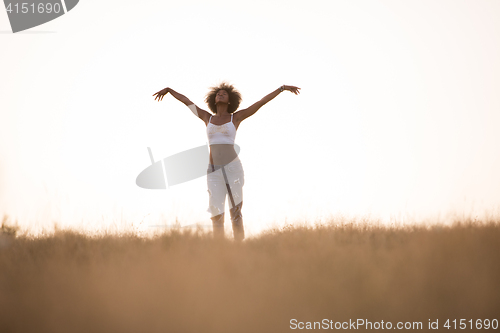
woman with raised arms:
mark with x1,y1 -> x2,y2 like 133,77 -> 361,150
153,83 -> 300,241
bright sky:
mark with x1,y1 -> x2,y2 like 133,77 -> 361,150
1,0 -> 499,236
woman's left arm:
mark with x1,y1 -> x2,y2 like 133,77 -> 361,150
236,85 -> 300,122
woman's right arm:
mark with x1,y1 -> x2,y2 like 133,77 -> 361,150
152,87 -> 211,124
153,87 -> 192,105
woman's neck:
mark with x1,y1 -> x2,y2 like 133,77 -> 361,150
215,104 -> 230,116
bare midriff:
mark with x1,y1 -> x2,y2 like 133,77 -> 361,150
209,144 -> 240,166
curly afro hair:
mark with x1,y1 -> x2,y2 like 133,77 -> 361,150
205,82 -> 242,114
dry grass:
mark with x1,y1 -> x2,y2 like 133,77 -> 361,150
0,215 -> 499,333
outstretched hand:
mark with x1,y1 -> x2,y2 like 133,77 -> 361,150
153,88 -> 169,101
285,85 -> 301,95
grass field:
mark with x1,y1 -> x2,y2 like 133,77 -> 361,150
1,214 -> 499,332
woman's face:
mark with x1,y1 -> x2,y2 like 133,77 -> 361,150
215,90 -> 229,104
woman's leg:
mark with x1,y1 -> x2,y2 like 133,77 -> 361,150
229,202 -> 244,241
210,213 -> 225,239
224,160 -> 245,241
207,164 -> 228,238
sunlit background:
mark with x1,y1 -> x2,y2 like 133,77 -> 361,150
1,0 -> 499,236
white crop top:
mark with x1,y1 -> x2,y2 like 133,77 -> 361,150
207,114 -> 236,145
